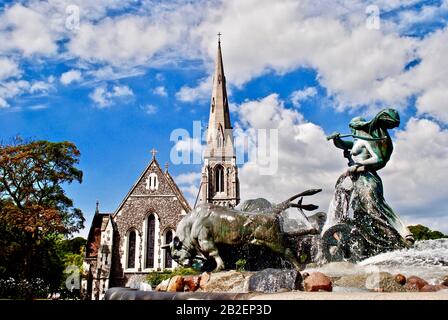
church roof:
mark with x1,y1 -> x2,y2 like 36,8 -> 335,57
112,153 -> 191,217
85,211 -> 111,258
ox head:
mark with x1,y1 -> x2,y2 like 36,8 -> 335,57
161,236 -> 194,267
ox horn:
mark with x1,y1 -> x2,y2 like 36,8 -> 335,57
274,189 -> 322,214
161,243 -> 171,250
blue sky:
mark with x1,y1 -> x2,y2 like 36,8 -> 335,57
1,0 -> 448,235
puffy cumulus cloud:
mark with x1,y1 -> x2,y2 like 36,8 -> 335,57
68,16 -> 173,65
66,1 -> 208,66
234,94 -> 344,212
311,27 -> 416,110
89,85 -> 134,108
290,87 -> 317,107
190,0 -> 418,110
394,0 -> 448,32
0,4 -> 58,56
176,77 -> 212,103
26,0 -> 138,22
402,27 -> 448,123
174,171 -> 201,204
60,69 -> 83,85
153,86 -> 168,97
0,58 -> 21,80
382,118 -> 448,232
416,86 -> 448,123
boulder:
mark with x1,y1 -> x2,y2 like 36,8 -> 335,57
199,270 -> 253,293
303,272 -> 332,292
334,274 -> 368,289
405,276 -> 429,291
155,279 -> 170,292
247,268 -> 302,293
366,272 -> 406,292
420,284 -> 448,292
183,275 -> 201,292
167,276 -> 184,292
199,272 -> 211,289
395,274 -> 406,285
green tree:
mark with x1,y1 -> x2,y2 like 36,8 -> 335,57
0,137 -> 84,298
408,224 -> 448,241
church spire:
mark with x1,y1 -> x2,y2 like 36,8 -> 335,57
205,35 -> 234,158
199,36 -> 240,208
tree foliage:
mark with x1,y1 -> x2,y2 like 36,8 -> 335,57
0,137 -> 85,298
408,224 -> 447,241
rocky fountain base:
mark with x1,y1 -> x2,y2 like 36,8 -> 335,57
106,239 -> 448,300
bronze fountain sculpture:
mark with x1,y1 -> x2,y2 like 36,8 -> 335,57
164,108 -> 414,270
322,108 -> 414,262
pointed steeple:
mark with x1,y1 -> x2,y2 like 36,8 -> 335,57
198,35 -> 240,208
205,36 -> 234,158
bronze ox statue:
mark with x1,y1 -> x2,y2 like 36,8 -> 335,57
162,189 -> 322,271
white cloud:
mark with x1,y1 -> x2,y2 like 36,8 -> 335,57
153,86 -> 168,97
0,78 -> 54,108
175,171 -> 202,206
60,69 -> 82,85
142,104 -> 158,115
235,94 -> 343,212
0,58 -> 21,80
290,87 -> 317,107
0,98 -> 9,109
89,85 -> 134,108
176,77 -> 212,103
416,86 -> 448,123
0,4 -> 58,56
67,13 -> 182,65
29,81 -> 53,94
382,118 -> 448,223
175,171 -> 201,185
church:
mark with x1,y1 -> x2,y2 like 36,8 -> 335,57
82,38 -> 240,300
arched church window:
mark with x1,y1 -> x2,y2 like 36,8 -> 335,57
146,173 -> 158,191
212,98 -> 215,113
145,214 -> 156,269
164,230 -> 173,269
127,230 -> 136,269
215,165 -> 224,193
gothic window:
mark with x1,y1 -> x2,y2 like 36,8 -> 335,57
145,214 -> 156,269
215,165 -> 224,193
164,230 -> 173,269
127,230 -> 136,269
146,173 -> 158,191
212,98 -> 215,113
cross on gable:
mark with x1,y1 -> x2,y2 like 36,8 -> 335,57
150,148 -> 158,159
217,32 -> 222,42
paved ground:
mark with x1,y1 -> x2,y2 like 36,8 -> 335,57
250,291 -> 448,300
